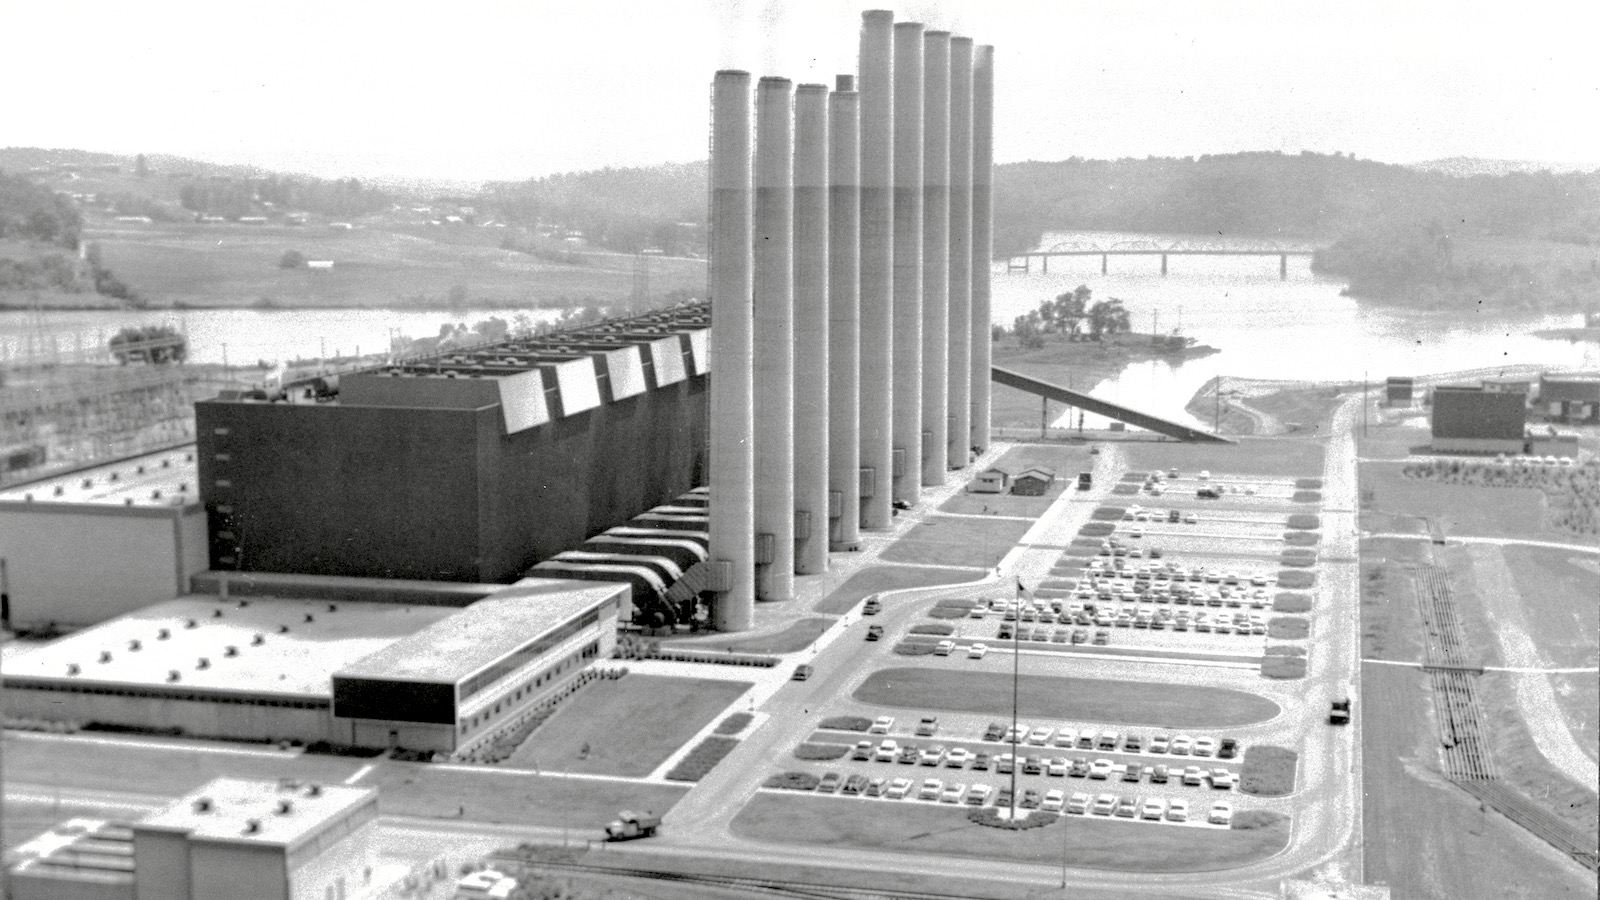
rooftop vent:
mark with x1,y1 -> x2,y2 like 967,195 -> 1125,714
152,490 -> 162,500
185,453 -> 193,462
137,465 -> 145,474
212,609 -> 223,618
179,483 -> 188,492
167,670 -> 181,682
277,624 -> 289,634
109,472 -> 119,481
23,493 -> 31,502
242,819 -> 260,834
223,645 -> 238,657
251,633 -> 265,645
303,613 -> 314,623
238,599 -> 250,607
82,478 -> 92,488
162,459 -> 171,468
67,663 -> 81,676
192,798 -> 212,813
184,618 -> 198,629
54,486 -> 64,496
304,784 -> 322,797
125,498 -> 134,506
327,603 -> 338,612
128,639 -> 141,651
98,650 -> 112,663
196,658 -> 209,669
275,799 -> 293,814
157,628 -> 170,639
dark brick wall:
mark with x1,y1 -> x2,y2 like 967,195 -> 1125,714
1431,387 -> 1525,441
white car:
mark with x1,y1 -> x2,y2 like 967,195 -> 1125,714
1091,793 -> 1118,815
1140,797 -> 1167,820
918,778 -> 944,800
967,642 -> 988,659
1209,801 -> 1234,825
1210,768 -> 1238,789
1047,757 -> 1069,777
1193,737 -> 1217,757
944,748 -> 973,768
1053,727 -> 1078,747
1027,726 -> 1053,745
965,784 -> 993,806
1171,735 -> 1194,756
1088,758 -> 1115,780
1198,470 -> 1211,480
934,640 -> 956,656
1003,725 -> 1027,744
1182,766 -> 1206,786
869,715 -> 894,734
1183,512 -> 1198,524
886,777 -> 914,799
1041,788 -> 1066,812
1166,798 -> 1190,822
940,782 -> 967,803
1067,792 -> 1092,814
874,740 -> 899,761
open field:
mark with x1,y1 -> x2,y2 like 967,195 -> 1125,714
731,794 -> 1289,873
505,675 -> 750,776
853,667 -> 1280,728
83,222 -> 705,309
1499,545 -> 1600,670
1360,463 -> 1564,541
1121,438 -> 1325,478
879,516 -> 1033,569
814,565 -> 980,615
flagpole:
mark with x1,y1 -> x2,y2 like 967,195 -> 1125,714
1010,576 -> 1022,820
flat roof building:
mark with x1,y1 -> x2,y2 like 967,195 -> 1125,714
1431,384 -> 1527,453
0,446 -> 207,630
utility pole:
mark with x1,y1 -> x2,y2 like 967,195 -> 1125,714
1363,371 -> 1369,437
1213,376 -> 1222,432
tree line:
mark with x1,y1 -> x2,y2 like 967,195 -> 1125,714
999,286 -> 1134,348
179,175 -> 389,220
0,170 -> 82,248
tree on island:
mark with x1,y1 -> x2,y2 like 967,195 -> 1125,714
109,325 -> 187,364
1087,297 -> 1132,340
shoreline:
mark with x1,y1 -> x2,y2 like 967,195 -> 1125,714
988,332 -> 1219,430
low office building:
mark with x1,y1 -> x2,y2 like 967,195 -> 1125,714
1539,372 -> 1600,423
1011,467 -> 1056,496
331,578 -> 624,757
969,468 -> 1009,493
1385,376 -> 1414,405
1430,384 -> 1527,453
0,447 -> 207,631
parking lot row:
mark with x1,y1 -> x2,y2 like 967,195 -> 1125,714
790,773 -> 1240,826
827,718 -> 1247,760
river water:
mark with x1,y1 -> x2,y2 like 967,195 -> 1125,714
3,229 -> 1593,430
994,231 -> 1596,429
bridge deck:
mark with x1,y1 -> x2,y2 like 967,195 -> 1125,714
1021,249 -> 1315,258
991,366 -> 1234,444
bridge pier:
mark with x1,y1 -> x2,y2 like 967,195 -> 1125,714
1160,253 -> 1167,276
1280,253 -> 1287,280
1100,253 -> 1107,274
1041,254 -> 1048,275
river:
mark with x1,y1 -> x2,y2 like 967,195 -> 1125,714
994,231 -> 1597,429
2,229 -> 1594,430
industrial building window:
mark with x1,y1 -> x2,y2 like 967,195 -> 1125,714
214,479 -> 232,488
214,453 -> 231,462
213,427 -> 230,436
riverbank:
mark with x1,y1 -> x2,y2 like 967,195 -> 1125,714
989,332 -> 1218,430
1183,377 -> 1356,437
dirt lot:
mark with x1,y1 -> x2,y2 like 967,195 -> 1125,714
880,515 -> 1034,569
730,793 -> 1290,873
814,565 -> 982,615
506,675 -> 750,776
853,667 -> 1280,728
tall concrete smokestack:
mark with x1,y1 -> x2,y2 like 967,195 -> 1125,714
891,21 -> 924,507
708,70 -> 754,632
971,45 -> 994,452
947,37 -> 973,469
920,30 -> 950,484
792,83 -> 829,576
857,10 -> 894,530
828,74 -> 861,550
753,76 -> 795,602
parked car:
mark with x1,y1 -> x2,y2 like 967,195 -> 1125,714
1166,798 -> 1190,822
1182,766 -> 1205,786
1067,792 -> 1092,814
1089,759 -> 1115,780
792,664 -> 814,681
1053,727 -> 1077,747
1091,794 -> 1118,816
841,774 -> 867,795
1209,801 -> 1234,825
863,598 -> 882,615
897,746 -> 920,764
864,776 -> 887,797
1114,797 -> 1138,818
918,779 -> 944,801
1041,788 -> 1066,812
851,740 -> 873,761
919,745 -> 945,766
1047,757 -> 1069,777
944,748 -> 972,768
972,752 -> 991,771
983,722 -> 1006,741
1194,737 -> 1217,757
1171,735 -> 1194,756
966,784 -> 993,806
1068,758 -> 1090,778
865,625 -> 884,641
1218,738 -> 1239,759
817,772 -> 841,793
916,716 -> 939,736
886,777 -> 914,799
1121,764 -> 1143,783
874,740 -> 899,762
1027,726 -> 1053,745
967,642 -> 988,659
1150,764 -> 1170,784
1020,788 -> 1042,809
1141,797 -> 1167,820
869,715 -> 894,734
939,782 -> 966,803
1210,769 -> 1237,790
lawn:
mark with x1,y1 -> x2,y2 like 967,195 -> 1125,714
671,618 -> 833,654
1239,745 -> 1299,796
730,794 -> 1291,873
504,675 -> 750,776
814,565 -> 980,615
1499,545 -> 1600,669
879,515 -> 1032,569
853,667 -> 1280,728
369,761 -> 687,828
1122,438 -> 1326,478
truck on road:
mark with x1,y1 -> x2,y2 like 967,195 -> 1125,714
605,810 -> 661,841
1329,698 -> 1352,725
1077,471 -> 1093,490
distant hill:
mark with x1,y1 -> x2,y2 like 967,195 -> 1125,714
478,162 -> 708,255
1407,157 -> 1600,178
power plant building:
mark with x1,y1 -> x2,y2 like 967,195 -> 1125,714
1430,384 -> 1528,453
195,305 -> 710,586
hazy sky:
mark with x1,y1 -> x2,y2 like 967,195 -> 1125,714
6,0 -> 1597,183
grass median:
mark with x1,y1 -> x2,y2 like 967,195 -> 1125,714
854,667 -> 1280,728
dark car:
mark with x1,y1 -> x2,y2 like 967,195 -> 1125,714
996,785 -> 1014,807
1020,788 -> 1042,809
841,774 -> 868,795
863,598 -> 882,615
897,746 -> 920,764
865,625 -> 884,641
792,664 -> 813,681
972,752 -> 991,771
817,772 -> 841,793
1022,756 -> 1045,775
1218,738 -> 1239,759
983,722 -> 1006,742
1068,758 -> 1090,777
